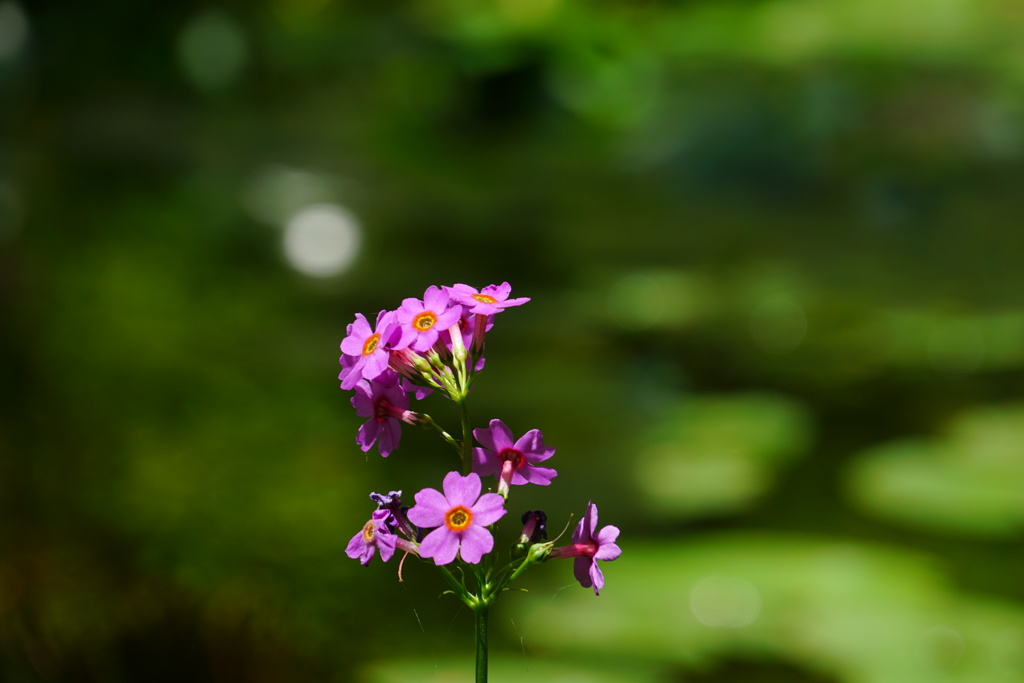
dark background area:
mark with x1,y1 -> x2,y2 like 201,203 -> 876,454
2,1 -> 1024,681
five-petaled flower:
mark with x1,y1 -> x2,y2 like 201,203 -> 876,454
395,286 -> 463,353
407,472 -> 507,565
472,419 -> 557,497
549,502 -> 621,595
346,509 -> 398,566
351,371 -> 419,457
339,310 -> 396,390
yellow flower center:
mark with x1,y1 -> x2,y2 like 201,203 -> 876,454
445,505 -> 473,532
413,312 -> 437,331
472,294 -> 496,304
361,520 -> 376,542
362,333 -> 380,356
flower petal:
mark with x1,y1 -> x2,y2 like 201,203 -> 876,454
471,492 -> 507,527
419,526 -> 459,566
573,556 -> 593,587
588,559 -> 605,595
443,471 -> 481,508
407,488 -> 449,527
456,525 -> 494,564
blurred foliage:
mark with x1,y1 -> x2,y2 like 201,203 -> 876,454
3,0 -> 1024,681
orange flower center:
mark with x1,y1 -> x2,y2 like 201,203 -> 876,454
445,505 -> 473,532
413,312 -> 437,331
361,521 -> 376,542
472,294 -> 496,304
362,333 -> 380,356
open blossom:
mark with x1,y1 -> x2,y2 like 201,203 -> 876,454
549,502 -> 621,595
352,371 -> 418,457
339,310 -> 396,390
446,282 -> 529,316
346,509 -> 398,565
394,286 -> 463,353
407,472 -> 507,565
472,419 -> 556,496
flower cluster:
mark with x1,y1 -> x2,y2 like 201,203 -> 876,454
341,283 -> 623,671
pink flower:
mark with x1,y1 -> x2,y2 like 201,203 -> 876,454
351,371 -> 418,457
407,472 -> 507,565
339,310 -> 396,390
549,502 -> 621,595
346,509 -> 398,565
472,419 -> 557,497
446,283 -> 529,316
394,286 -> 463,353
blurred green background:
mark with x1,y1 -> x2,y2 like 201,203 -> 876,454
3,1 -> 1024,681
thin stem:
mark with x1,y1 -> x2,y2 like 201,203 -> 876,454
474,603 -> 489,683
455,396 -> 473,475
419,414 -> 462,455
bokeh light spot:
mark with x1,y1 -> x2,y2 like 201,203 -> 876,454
283,204 -> 361,278
0,1 -> 28,61
177,10 -> 248,91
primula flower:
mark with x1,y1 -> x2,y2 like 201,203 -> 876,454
346,509 -> 398,565
549,502 -> 621,595
472,419 -> 557,497
446,282 -> 530,316
407,472 -> 507,565
394,286 -> 463,353
339,310 -> 396,390
352,371 -> 419,457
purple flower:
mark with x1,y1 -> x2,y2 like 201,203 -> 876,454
407,472 -> 507,565
339,310 -> 396,390
394,286 -> 463,353
346,509 -> 398,565
447,283 -> 529,316
352,371 -> 418,457
472,419 -> 557,496
549,502 -> 621,595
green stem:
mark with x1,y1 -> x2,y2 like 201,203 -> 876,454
474,603 -> 489,683
455,396 -> 473,474
419,414 -> 461,455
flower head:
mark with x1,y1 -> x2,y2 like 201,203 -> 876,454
346,509 -> 398,566
472,419 -> 557,497
394,286 -> 463,353
339,310 -> 396,390
407,472 -> 507,565
352,371 -> 418,457
447,282 -> 529,316
549,502 -> 621,595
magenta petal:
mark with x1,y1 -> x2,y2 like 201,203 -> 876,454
588,560 -> 605,594
512,465 -> 556,486
419,527 -> 459,565
471,447 -> 499,477
422,285 -> 449,310
488,419 -> 514,450
355,420 -> 379,452
473,425 -> 497,452
457,525 -> 493,564
471,492 -> 507,527
596,524 -> 620,547
573,556 -> 593,587
443,471 -> 481,507
377,420 -> 400,457
408,488 -> 449,527
595,540 -> 621,562
345,531 -> 369,562
376,533 -> 397,563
